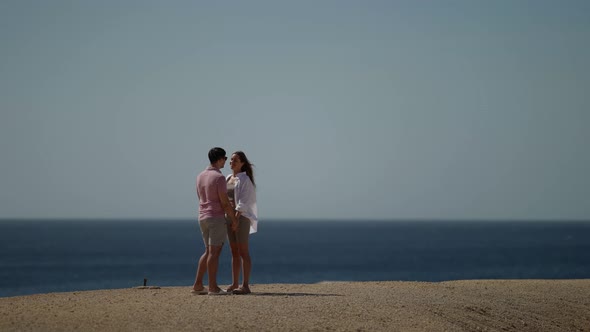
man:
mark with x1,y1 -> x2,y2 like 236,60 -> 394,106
192,147 -> 238,295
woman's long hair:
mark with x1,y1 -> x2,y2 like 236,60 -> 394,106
233,151 -> 255,187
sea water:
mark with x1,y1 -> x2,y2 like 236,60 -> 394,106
1,219 -> 589,297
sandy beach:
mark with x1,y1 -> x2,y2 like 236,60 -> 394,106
1,280 -> 589,331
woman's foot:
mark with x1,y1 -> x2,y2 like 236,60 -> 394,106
232,286 -> 251,295
225,285 -> 239,292
191,287 -> 208,295
208,288 -> 229,296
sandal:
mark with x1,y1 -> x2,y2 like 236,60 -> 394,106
225,285 -> 239,292
232,286 -> 251,295
208,288 -> 229,296
191,288 -> 208,295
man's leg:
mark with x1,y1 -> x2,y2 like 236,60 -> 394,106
193,219 -> 210,292
207,245 -> 223,292
206,218 -> 227,293
192,247 -> 209,291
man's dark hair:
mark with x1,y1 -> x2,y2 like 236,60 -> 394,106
208,147 -> 226,164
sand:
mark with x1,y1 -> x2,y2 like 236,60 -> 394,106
1,280 -> 589,331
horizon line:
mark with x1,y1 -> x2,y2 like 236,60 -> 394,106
1,217 -> 589,223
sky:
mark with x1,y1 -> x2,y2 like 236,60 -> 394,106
1,1 -> 589,221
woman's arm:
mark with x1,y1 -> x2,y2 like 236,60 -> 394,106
235,175 -> 256,215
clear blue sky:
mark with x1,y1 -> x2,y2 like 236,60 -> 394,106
1,1 -> 589,220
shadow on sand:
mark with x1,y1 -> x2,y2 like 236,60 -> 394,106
249,292 -> 342,297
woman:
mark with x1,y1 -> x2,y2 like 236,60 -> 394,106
226,151 -> 258,295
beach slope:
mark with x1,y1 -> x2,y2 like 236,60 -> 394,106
1,280 -> 589,331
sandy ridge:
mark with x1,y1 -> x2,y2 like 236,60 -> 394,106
1,280 -> 589,331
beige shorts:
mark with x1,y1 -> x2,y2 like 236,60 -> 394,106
226,215 -> 251,244
199,217 -> 227,247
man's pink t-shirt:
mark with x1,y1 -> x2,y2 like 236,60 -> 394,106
196,166 -> 227,220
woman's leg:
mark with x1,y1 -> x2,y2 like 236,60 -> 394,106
233,217 -> 252,294
228,242 -> 241,290
226,219 -> 241,291
238,243 -> 251,288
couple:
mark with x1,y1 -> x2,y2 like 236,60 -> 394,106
192,147 -> 258,295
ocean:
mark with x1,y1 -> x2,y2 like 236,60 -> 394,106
1,220 -> 589,298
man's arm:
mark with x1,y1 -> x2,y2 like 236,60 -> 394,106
219,190 -> 239,231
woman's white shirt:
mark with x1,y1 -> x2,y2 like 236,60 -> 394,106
228,172 -> 258,234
